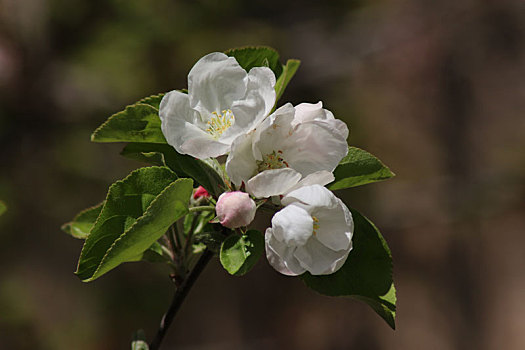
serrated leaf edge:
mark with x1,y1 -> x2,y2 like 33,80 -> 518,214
300,208 -> 396,328
90,103 -> 161,143
76,166 -> 178,279
355,146 -> 395,177
61,201 -> 105,239
330,146 -> 396,190
224,45 -> 280,55
137,92 -> 166,106
88,177 -> 191,281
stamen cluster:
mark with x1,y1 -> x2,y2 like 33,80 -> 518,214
160,52 -> 353,276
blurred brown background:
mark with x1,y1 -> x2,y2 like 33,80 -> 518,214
1,0 -> 524,349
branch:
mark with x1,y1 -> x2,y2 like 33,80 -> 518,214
149,250 -> 213,350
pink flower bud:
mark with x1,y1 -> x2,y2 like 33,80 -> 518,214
193,186 -> 210,200
215,191 -> 256,229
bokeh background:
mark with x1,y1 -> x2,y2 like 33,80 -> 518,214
1,0 -> 524,349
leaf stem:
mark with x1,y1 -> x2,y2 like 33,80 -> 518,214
169,225 -> 186,282
176,220 -> 185,248
149,250 -> 213,350
168,226 -> 179,251
184,214 -> 199,258
189,205 -> 215,213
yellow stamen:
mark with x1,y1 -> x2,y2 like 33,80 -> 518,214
256,150 -> 289,171
312,216 -> 320,235
206,109 -> 234,139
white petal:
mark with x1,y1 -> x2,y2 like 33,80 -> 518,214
314,118 -> 349,142
294,236 -> 350,275
252,103 -> 296,159
313,199 -> 353,251
225,133 -> 258,186
284,171 -> 335,194
283,120 -> 349,176
292,101 -> 335,125
246,168 -> 302,198
180,132 -> 230,159
251,106 -> 348,177
231,67 -> 276,131
282,184 -> 338,209
271,204 -> 313,246
265,228 -> 306,276
160,90 -> 211,156
188,52 -> 247,115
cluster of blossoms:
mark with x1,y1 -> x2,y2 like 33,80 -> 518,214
160,52 -> 353,276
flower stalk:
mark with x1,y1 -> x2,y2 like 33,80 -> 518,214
149,249 -> 213,350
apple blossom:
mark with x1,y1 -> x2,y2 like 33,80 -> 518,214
215,191 -> 256,229
225,102 -> 348,197
265,184 -> 353,276
160,52 -> 276,159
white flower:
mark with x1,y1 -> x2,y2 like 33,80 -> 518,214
265,184 -> 353,276
159,52 -> 276,159
215,191 -> 256,228
226,102 -> 348,197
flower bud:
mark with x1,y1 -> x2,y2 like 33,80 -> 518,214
215,191 -> 256,229
193,186 -> 210,200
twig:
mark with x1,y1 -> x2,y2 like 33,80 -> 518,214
149,250 -> 213,350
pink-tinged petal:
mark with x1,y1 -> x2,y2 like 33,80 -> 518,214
215,191 -> 256,228
246,168 -> 302,198
193,186 -> 210,200
265,228 -> 306,276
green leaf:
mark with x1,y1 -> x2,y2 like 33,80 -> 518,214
121,143 -> 225,197
61,202 -> 104,239
140,241 -> 170,264
91,103 -> 167,144
194,231 -> 227,254
76,167 -> 193,282
301,209 -> 396,329
193,212 -> 217,236
224,47 -> 300,103
275,59 -> 300,103
224,46 -> 283,78
137,93 -> 165,110
0,201 -> 6,216
61,202 -> 169,263
220,230 -> 264,276
120,145 -> 166,167
329,147 -> 395,190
